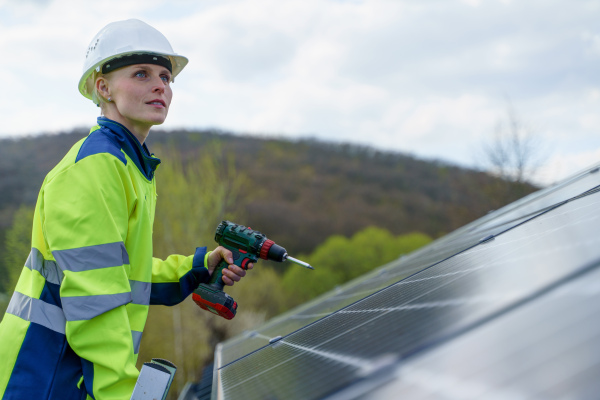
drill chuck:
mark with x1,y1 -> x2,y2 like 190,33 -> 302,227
261,240 -> 314,269
259,239 -> 288,262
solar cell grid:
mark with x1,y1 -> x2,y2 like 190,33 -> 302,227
215,187 -> 600,400
368,264 -> 600,400
217,242 -> 432,365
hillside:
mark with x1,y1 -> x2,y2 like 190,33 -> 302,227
147,128 -> 536,254
0,127 -> 536,257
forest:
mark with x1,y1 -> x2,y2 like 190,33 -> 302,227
0,127 -> 537,397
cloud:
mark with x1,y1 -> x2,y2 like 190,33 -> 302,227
0,0 -> 599,185
535,148 -> 600,186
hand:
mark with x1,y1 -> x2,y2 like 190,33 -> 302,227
206,246 -> 254,286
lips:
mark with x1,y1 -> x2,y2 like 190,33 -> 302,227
146,99 -> 166,107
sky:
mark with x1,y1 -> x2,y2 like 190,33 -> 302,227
1,0 -> 599,186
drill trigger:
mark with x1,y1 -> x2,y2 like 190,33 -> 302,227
241,258 -> 251,270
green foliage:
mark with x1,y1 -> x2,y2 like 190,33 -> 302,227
140,143 -> 252,398
151,142 -> 245,258
227,265 -> 288,319
0,205 -> 34,316
281,265 -> 341,307
281,227 -> 432,308
0,231 -> 8,294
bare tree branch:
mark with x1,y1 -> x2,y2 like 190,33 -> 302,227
481,100 -> 543,184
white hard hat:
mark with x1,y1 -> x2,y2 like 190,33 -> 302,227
78,19 -> 188,101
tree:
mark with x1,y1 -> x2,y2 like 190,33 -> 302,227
281,227 -> 432,308
0,205 -> 34,317
139,143 -> 250,398
481,101 -> 544,185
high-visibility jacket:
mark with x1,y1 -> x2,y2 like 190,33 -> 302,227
0,117 -> 211,399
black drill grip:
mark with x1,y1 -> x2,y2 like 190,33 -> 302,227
207,259 -> 228,291
208,247 -> 255,290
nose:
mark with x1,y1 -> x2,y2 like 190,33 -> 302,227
152,76 -> 167,93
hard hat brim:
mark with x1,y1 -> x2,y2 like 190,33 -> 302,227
78,50 -> 189,100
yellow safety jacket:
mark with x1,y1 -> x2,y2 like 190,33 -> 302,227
0,117 -> 210,399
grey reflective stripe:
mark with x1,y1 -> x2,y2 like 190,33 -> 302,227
130,280 -> 151,306
7,291 -> 66,334
42,259 -> 62,285
25,248 -> 63,285
132,330 -> 143,354
62,292 -> 132,321
53,242 -> 130,272
25,248 -> 43,273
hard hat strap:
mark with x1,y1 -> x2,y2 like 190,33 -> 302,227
102,53 -> 172,74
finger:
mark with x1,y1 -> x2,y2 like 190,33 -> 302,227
223,269 -> 243,286
228,264 -> 246,277
219,247 -> 234,264
221,274 -> 234,286
224,267 -> 243,282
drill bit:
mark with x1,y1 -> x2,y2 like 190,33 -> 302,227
286,256 -> 314,270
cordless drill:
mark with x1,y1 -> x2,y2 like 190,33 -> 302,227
192,220 -> 313,320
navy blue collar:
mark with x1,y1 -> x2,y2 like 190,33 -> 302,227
97,117 -> 161,181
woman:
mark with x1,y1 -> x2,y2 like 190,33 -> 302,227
0,19 -> 250,399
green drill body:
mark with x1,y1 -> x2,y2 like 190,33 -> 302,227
192,221 -> 312,319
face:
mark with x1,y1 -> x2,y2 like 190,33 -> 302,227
98,63 -> 173,138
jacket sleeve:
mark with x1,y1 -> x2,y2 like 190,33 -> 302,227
42,154 -> 138,399
150,248 -> 211,306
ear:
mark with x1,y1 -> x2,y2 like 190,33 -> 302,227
95,76 -> 111,102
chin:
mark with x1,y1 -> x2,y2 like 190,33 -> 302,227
147,114 -> 168,126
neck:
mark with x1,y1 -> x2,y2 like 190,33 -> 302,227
101,109 -> 151,144
127,125 -> 150,145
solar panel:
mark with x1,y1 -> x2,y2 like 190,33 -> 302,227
209,163 -> 600,400
367,264 -> 600,400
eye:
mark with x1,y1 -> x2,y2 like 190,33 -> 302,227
160,74 -> 171,84
134,70 -> 147,79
